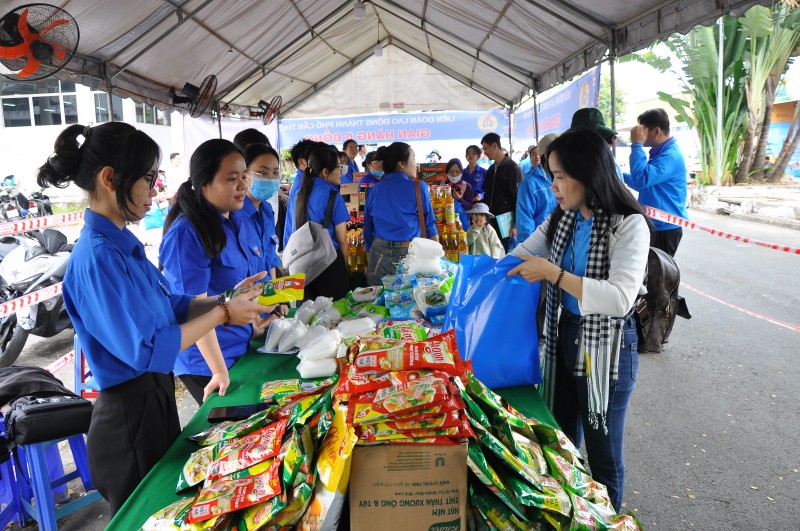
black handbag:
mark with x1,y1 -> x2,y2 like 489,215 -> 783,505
4,394 -> 93,446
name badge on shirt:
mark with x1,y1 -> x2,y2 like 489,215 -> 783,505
159,281 -> 171,297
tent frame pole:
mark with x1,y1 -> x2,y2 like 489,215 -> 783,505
715,16 -> 724,191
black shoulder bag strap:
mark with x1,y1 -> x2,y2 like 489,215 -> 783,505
322,190 -> 337,229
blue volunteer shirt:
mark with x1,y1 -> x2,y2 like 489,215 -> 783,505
304,177 -> 350,249
560,211 -> 593,316
283,168 -> 304,247
62,209 -> 193,390
363,171 -> 438,250
625,137 -> 689,231
159,209 -> 264,377
341,159 -> 359,185
462,165 -> 487,196
359,172 -> 380,188
516,164 -> 556,243
242,195 -> 281,273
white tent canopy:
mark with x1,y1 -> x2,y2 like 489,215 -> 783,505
2,0 -> 771,117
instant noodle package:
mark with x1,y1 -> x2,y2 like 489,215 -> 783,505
141,319 -> 641,530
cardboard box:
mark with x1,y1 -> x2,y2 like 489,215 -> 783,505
418,163 -> 447,185
349,443 -> 467,530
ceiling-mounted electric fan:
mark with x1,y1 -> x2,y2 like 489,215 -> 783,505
249,96 -> 282,125
171,74 -> 217,118
0,3 -> 80,81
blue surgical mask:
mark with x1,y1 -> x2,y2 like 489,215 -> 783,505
372,170 -> 385,179
250,177 -> 280,201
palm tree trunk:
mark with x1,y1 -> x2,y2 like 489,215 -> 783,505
751,76 -> 775,182
734,120 -> 755,184
766,102 -> 800,182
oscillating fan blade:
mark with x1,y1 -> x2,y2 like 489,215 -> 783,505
263,95 -> 282,125
189,75 -> 217,118
0,4 -> 79,81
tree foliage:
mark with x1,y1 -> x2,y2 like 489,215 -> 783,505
652,4 -> 800,185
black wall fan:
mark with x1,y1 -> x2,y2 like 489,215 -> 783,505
0,3 -> 80,81
171,75 -> 217,118
249,96 -> 282,125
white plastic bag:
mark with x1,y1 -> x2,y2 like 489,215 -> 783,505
297,357 -> 337,378
336,317 -> 376,339
297,330 -> 341,361
311,296 -> 334,313
262,318 -> 292,352
277,321 -> 307,352
294,325 -> 327,350
295,305 -> 316,325
408,237 -> 444,259
314,306 -> 342,328
404,257 -> 443,275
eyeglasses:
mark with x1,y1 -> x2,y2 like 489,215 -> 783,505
246,170 -> 280,179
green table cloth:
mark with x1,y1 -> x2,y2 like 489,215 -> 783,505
108,348 -> 553,530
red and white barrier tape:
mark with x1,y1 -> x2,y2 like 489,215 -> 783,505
0,282 -> 63,318
0,211 -> 85,237
681,282 -> 800,333
643,206 -> 800,255
45,349 -> 75,374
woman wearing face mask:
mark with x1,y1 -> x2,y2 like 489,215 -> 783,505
445,158 -> 475,212
242,144 -> 282,279
358,147 -> 387,188
160,139 -> 275,405
363,142 -> 439,286
295,145 -> 351,300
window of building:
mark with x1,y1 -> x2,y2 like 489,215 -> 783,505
1,98 -> 32,128
93,93 -> 124,122
135,102 -> 171,126
1,79 -> 78,127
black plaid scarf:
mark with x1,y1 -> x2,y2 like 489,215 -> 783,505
540,208 -> 625,433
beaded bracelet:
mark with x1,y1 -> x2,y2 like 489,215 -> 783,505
218,300 -> 232,328
554,268 -> 566,289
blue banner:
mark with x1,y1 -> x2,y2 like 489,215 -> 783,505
278,109 -> 508,147
513,67 -> 600,146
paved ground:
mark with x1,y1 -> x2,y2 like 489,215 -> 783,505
3,203 -> 800,530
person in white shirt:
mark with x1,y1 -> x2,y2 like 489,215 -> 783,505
508,128 -> 650,512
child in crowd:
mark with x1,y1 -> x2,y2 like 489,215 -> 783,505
466,203 -> 505,259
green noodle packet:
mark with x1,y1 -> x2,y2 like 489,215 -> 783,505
542,445 -> 612,508
471,422 -> 572,519
567,491 -> 642,531
470,480 -> 533,530
190,408 -> 277,447
467,442 -> 528,521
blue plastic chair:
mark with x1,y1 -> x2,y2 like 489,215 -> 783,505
14,435 -> 102,530
0,428 -> 23,528
73,334 -> 99,400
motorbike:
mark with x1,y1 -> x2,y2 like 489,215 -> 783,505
0,229 -> 73,367
0,191 -> 47,221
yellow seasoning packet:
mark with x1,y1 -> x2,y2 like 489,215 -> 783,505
225,274 -> 306,306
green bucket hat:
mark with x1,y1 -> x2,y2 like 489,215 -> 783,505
570,108 -> 617,140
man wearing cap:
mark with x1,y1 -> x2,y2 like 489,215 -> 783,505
480,132 -> 522,252
519,145 -> 536,176
570,108 -> 625,180
426,149 -> 442,163
625,108 -> 688,257
516,134 -> 558,243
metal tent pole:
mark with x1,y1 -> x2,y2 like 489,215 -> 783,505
610,35 -> 617,156
715,16 -> 724,191
532,80 -> 540,142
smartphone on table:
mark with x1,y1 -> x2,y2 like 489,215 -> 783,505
207,403 -> 269,423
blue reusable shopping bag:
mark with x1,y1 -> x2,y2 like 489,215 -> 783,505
442,254 -> 541,389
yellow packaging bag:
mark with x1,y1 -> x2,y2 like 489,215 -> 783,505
297,403 -> 357,531
225,274 -> 305,306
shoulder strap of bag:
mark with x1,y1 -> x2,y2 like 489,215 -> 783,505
414,179 -> 427,239
322,190 -> 337,229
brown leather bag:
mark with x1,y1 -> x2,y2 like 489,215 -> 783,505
414,179 -> 427,238
636,247 -> 691,353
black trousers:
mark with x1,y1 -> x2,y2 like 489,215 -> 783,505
86,372 -> 179,514
305,250 -> 349,301
179,374 -> 212,405
650,227 -> 682,257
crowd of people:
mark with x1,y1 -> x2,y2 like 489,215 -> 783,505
34,104 -> 688,515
